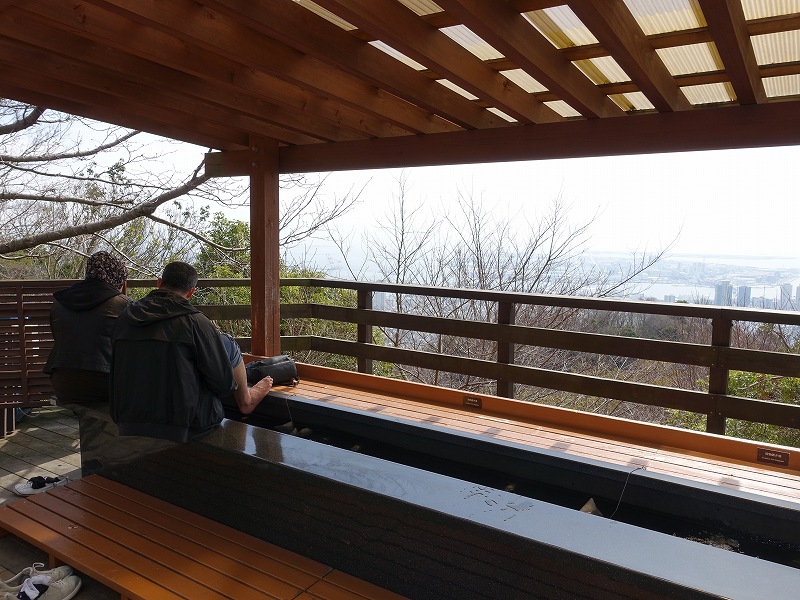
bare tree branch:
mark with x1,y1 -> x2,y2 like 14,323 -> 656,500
0,105 -> 45,135
0,130 -> 139,163
145,213 -> 247,252
0,171 -> 210,254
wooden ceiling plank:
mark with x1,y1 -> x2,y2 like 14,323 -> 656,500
436,0 -> 624,119
18,2 -> 416,141
279,102 -> 800,173
1,11 -> 341,145
0,83 -> 243,150
82,0 -> 460,136
313,0 -> 563,124
568,0 -> 692,112
201,0 -> 504,131
698,0 -> 767,105
0,32 -> 338,146
0,60 -> 250,149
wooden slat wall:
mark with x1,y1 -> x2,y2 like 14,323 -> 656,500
0,281 -> 66,409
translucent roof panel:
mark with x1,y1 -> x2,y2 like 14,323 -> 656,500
500,69 -> 548,94
609,92 -> 656,111
751,30 -> 800,65
440,25 -> 505,61
656,43 -> 721,76
522,6 -> 598,49
544,100 -> 581,118
293,0 -> 356,31
741,0 -> 800,20
369,40 -> 427,71
436,79 -> 479,101
397,0 -> 443,16
680,82 -> 735,105
763,74 -> 800,98
574,57 -> 631,85
486,107 -> 517,123
623,0 -> 705,35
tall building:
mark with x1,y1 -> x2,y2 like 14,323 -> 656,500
780,283 -> 793,310
736,285 -> 751,307
714,281 -> 732,306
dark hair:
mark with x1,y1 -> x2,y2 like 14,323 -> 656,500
85,251 -> 127,290
160,261 -> 198,294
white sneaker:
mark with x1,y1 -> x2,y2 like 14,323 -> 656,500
13,476 -> 69,496
0,563 -> 73,592
2,575 -> 82,600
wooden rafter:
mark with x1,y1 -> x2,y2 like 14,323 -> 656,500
698,0 -> 767,105
436,0 -> 624,119
569,0 -> 692,112
203,0 -> 504,131
313,0 -> 563,124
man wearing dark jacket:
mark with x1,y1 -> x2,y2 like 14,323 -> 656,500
110,261 -> 237,442
44,251 -> 129,405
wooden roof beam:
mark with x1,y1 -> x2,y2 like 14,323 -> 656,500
698,0 -> 767,105
313,0 -> 563,124
202,0 -> 505,131
436,0 -> 624,119
568,0 -> 692,112
279,102 -> 800,173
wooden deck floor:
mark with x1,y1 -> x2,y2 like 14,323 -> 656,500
0,406 -> 117,599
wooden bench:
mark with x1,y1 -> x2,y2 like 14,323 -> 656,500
0,475 -> 408,600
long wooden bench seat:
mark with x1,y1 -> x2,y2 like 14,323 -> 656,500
0,475 -> 408,600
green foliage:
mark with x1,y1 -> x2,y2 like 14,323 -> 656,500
665,370 -> 800,447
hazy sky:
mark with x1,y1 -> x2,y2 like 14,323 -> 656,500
296,143 -> 800,261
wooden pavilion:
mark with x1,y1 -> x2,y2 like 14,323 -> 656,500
3,2 -> 800,598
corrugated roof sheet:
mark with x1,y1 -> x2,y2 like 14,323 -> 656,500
610,92 -> 657,111
522,6 -> 598,48
751,30 -> 800,65
574,57 -> 631,85
292,0 -> 355,30
501,69 -> 548,94
656,42 -> 721,76
764,74 -> 800,98
440,25 -> 505,61
681,82 -> 735,105
624,0 -> 705,35
741,0 -> 800,20
397,0 -> 443,17
369,40 -> 428,71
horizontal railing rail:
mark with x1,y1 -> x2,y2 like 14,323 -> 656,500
4,278 -> 800,439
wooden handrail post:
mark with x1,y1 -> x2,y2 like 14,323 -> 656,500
497,301 -> 515,398
357,289 -> 373,374
708,317 -> 732,435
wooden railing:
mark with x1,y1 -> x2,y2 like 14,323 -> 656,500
4,278 -> 800,439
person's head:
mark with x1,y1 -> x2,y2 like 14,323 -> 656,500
85,251 -> 128,291
158,261 -> 198,298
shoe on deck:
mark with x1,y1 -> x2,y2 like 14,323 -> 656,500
2,575 -> 82,600
0,563 -> 74,593
13,476 -> 69,497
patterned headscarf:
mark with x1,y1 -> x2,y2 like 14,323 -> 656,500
85,251 -> 128,290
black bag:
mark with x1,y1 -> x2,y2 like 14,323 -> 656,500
245,355 -> 299,387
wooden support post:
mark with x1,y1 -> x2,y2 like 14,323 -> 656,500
497,301 -> 515,398
249,138 -> 281,357
357,289 -> 373,374
707,317 -> 732,435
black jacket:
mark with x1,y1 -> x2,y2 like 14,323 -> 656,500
110,289 -> 234,443
44,279 -> 129,374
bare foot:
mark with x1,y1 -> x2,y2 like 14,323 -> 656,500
249,375 -> 273,404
